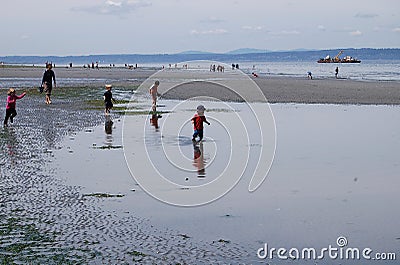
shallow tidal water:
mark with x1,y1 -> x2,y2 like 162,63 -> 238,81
55,100 -> 400,264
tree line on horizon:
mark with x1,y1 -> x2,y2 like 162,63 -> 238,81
1,48 -> 398,65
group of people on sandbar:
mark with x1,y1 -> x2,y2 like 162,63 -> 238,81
210,64 -> 225,72
308,67 -> 340,80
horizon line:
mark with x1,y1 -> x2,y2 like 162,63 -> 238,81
1,47 -> 399,58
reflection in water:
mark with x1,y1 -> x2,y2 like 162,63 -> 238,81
43,124 -> 57,147
193,141 -> 206,177
150,107 -> 162,131
1,127 -> 18,167
105,116 -> 113,147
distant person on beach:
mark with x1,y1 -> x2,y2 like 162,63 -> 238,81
3,88 -> 26,127
335,67 -> 339,78
307,71 -> 313,79
104,84 -> 116,115
191,105 -> 210,142
41,63 -> 56,105
149,80 -> 160,108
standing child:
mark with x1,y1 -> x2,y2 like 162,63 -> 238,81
4,88 -> 26,127
104,84 -> 115,115
149,80 -> 160,109
191,105 -> 210,142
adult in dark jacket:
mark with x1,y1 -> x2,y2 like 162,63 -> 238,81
41,63 -> 56,104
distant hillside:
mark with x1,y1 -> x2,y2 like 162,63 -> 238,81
178,48 -> 269,54
1,48 -> 399,65
227,48 -> 269,54
178,50 -> 214,55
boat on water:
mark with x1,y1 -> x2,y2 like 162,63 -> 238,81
317,50 -> 361,63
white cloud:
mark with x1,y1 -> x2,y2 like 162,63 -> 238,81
280,30 -> 300,35
393,27 -> 400,33
350,30 -> 362,36
190,29 -> 228,35
267,29 -> 301,37
242,25 -> 264,31
200,17 -> 225,24
317,25 -> 326,31
106,0 -> 122,7
72,0 -> 151,16
355,13 -> 378,19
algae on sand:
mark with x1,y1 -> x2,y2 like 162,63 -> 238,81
83,193 -> 125,198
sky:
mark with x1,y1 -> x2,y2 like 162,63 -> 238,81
1,0 -> 399,56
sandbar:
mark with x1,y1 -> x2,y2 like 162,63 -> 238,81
1,66 -> 399,104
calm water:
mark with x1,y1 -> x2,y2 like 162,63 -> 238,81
238,60 -> 400,82
133,59 -> 400,82
56,100 -> 400,264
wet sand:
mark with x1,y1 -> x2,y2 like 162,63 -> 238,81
1,66 -> 400,104
255,76 -> 400,105
0,87 -> 253,263
0,93 -> 109,263
1,66 -> 400,263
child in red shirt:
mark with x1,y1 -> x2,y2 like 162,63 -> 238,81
4,88 -> 26,127
191,105 -> 210,142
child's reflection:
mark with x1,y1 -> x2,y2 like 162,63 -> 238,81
193,142 -> 206,177
105,116 -> 113,147
105,116 -> 113,135
4,127 -> 17,167
150,107 -> 162,131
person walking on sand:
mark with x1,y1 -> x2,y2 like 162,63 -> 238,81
41,63 -> 56,104
4,88 -> 26,127
191,105 -> 210,142
149,80 -> 160,108
104,84 -> 116,115
335,67 -> 339,78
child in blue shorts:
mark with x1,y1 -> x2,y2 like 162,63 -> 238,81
191,105 -> 210,142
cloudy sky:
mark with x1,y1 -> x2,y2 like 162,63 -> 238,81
1,0 -> 399,55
